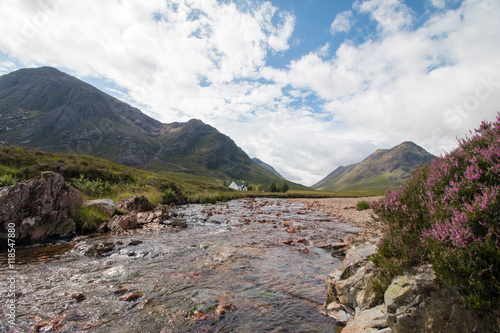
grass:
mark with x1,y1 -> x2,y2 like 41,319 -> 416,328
0,146 -> 383,210
74,206 -> 109,234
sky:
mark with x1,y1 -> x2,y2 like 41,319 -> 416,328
0,0 -> 499,186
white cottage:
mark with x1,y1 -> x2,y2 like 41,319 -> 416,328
229,181 -> 247,191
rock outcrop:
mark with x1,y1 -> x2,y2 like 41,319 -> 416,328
384,265 -> 499,333
0,172 -> 82,240
104,198 -> 170,233
326,239 -> 500,332
326,239 -> 385,330
115,195 -> 154,213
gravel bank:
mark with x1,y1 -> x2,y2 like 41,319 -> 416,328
290,197 -> 384,243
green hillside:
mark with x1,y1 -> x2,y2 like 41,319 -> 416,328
0,67 -> 305,189
313,142 -> 436,192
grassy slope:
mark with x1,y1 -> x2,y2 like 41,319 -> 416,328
314,142 -> 435,192
1,147 -> 374,207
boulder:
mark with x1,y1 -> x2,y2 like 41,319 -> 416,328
0,172 -> 82,240
134,204 -> 169,226
85,241 -> 115,257
384,265 -> 500,333
106,204 -> 169,232
83,198 -> 115,218
326,240 -> 379,308
326,238 -> 500,333
115,195 -> 154,213
342,305 -> 390,332
107,214 -> 137,232
326,301 -> 354,326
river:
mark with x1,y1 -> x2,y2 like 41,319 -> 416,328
0,198 -> 362,333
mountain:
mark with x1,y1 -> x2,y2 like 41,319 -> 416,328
252,158 -> 284,179
0,67 -> 292,186
313,142 -> 436,191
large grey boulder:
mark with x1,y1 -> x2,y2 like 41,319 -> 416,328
83,198 -> 115,218
342,305 -> 391,332
0,172 -> 82,240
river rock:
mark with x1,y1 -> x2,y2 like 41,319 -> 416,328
134,204 -> 169,226
342,305 -> 390,332
384,264 -> 500,333
85,241 -> 115,257
107,214 -> 137,232
115,195 -> 154,213
327,301 -> 354,325
83,198 -> 115,218
0,172 -> 82,240
328,240 -> 500,333
105,204 -> 169,232
326,239 -> 379,309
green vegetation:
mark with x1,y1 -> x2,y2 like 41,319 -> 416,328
250,181 -> 289,193
313,142 -> 436,192
356,200 -> 371,211
0,146 -> 187,204
74,206 -> 109,234
0,147 -> 380,211
371,116 -> 500,310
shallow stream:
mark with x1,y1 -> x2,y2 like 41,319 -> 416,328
0,198 -> 362,333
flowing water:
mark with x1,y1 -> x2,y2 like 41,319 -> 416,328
0,198 -> 362,333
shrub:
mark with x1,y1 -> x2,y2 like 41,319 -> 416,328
0,165 -> 20,187
70,174 -> 112,197
74,206 -> 109,234
356,200 -> 371,211
372,115 -> 500,309
0,174 -> 18,187
162,188 -> 178,204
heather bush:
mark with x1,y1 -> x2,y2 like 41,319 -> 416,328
372,115 -> 500,309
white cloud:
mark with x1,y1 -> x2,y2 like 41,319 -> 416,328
330,10 -> 354,35
287,0 -> 500,170
0,0 -> 499,186
358,0 -> 414,34
429,0 -> 446,8
0,60 -> 16,75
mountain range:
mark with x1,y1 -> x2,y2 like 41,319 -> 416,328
0,67 -> 303,188
0,67 -> 437,193
313,141 -> 436,191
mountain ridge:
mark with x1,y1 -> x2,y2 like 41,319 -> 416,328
313,141 -> 436,191
0,67 -> 299,187
252,158 -> 284,179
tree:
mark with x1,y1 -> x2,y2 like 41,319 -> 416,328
269,181 -> 278,192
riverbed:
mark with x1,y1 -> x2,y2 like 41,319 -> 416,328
0,198 -> 363,332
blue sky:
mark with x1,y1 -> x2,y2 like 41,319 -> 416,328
1,0 -> 499,185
